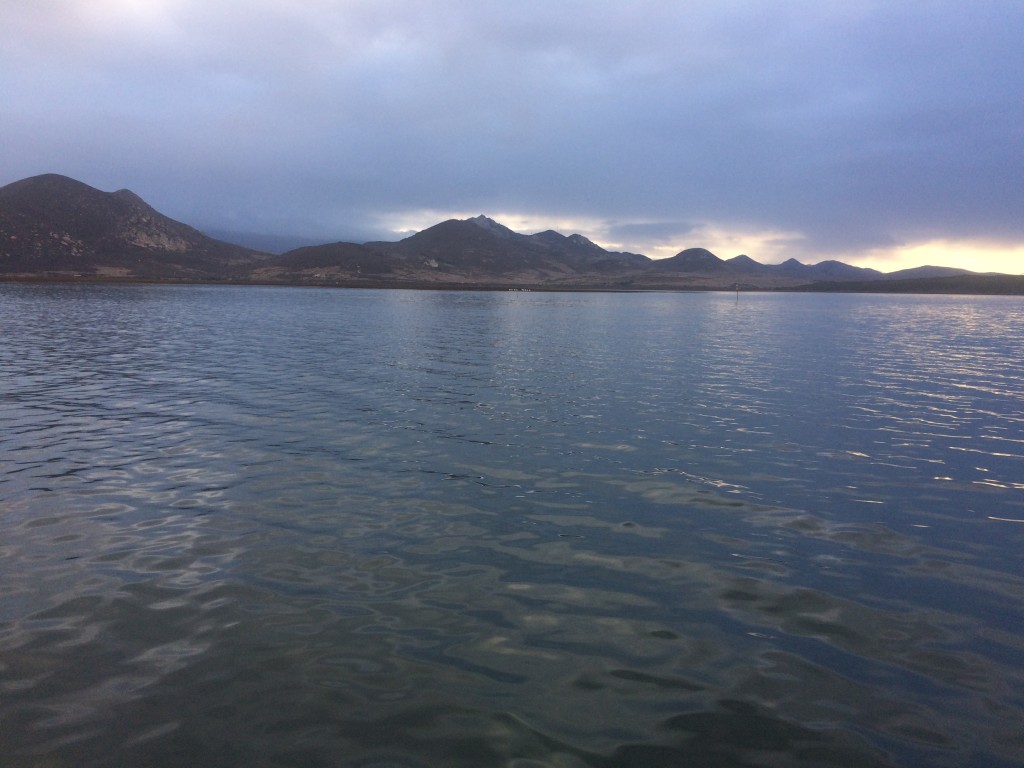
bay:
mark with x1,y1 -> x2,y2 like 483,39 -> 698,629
1,284 -> 1022,767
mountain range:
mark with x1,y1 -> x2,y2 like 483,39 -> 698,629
2,174 -> 1020,294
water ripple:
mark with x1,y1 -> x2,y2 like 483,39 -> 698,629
2,286 -> 1022,766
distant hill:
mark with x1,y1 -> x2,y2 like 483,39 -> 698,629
256,214 -> 652,285
725,254 -> 773,275
654,248 -> 728,272
526,228 -> 649,271
372,215 -> 649,277
373,216 -> 563,277
2,173 -> 1019,294
202,228 -> 326,255
773,258 -> 881,281
881,265 -> 972,280
649,248 -> 884,284
0,174 -> 265,279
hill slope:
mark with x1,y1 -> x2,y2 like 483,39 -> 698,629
0,174 -> 264,278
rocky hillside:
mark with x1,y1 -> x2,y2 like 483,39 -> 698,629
0,174 -> 265,279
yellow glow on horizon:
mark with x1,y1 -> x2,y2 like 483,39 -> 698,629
849,240 -> 1024,275
603,230 -> 1024,274
379,211 -> 1023,275
609,224 -> 809,263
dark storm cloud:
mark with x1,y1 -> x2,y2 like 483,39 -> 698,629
2,1 -> 1022,269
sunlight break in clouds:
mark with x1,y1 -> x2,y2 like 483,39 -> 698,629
852,240 -> 1024,275
615,224 -> 811,264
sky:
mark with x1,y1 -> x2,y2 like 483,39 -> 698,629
2,1 -> 1023,272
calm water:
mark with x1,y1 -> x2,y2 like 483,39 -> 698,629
1,284 -> 1022,767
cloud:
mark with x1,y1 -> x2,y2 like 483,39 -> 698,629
605,221 -> 699,250
2,0 -> 1022,270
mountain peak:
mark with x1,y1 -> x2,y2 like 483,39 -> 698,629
466,214 -> 517,238
726,254 -> 756,266
725,254 -> 772,274
111,188 -> 150,208
656,247 -> 727,272
0,173 -> 262,277
567,233 -> 601,250
0,173 -> 104,207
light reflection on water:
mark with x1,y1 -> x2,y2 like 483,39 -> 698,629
1,285 -> 1023,767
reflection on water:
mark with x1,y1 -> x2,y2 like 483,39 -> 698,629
1,285 -> 1022,767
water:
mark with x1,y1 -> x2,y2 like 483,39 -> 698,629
1,284 -> 1022,767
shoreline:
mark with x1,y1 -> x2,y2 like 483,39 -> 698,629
3,273 -> 1024,296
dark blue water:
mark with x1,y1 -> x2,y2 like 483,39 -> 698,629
1,284 -> 1022,767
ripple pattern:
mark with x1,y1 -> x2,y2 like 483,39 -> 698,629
1,285 -> 1022,767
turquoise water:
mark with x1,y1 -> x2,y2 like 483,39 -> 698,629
1,285 -> 1022,767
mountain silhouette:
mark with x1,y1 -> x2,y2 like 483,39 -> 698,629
2,173 -> 1015,293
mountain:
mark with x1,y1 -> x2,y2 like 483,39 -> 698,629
654,248 -> 728,272
257,214 -> 652,285
376,214 -> 650,277
882,265 -> 971,280
374,216 -> 561,276
772,258 -> 882,281
527,230 -> 650,271
725,254 -> 773,275
0,174 -> 265,279
648,248 -> 884,285
2,173 -> 1018,294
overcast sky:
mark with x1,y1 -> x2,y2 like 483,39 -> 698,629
3,1 -> 1022,271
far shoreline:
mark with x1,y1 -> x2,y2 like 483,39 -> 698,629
2,273 -> 1023,296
